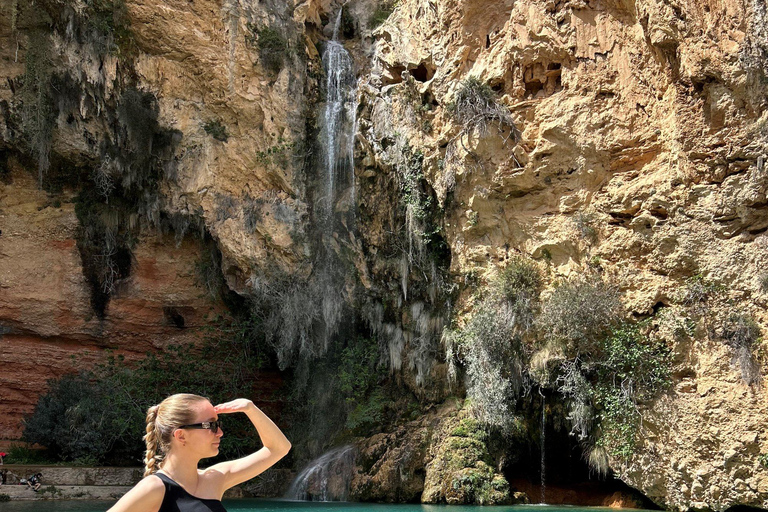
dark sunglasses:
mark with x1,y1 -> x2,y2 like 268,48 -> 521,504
177,420 -> 222,433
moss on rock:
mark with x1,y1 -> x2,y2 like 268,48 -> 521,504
423,412 -> 523,505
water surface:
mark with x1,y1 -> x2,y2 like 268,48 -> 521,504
0,498 -> 643,512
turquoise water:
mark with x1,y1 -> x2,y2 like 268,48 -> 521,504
0,499 -> 638,512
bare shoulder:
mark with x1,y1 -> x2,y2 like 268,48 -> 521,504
198,466 -> 229,497
106,474 -> 165,512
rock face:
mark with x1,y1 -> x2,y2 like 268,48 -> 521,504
1,0 -> 768,509
351,0 -> 768,510
0,164 -> 221,439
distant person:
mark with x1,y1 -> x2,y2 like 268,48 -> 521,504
106,394 -> 291,512
27,472 -> 41,492
0,451 -> 5,464
0,469 -> 7,485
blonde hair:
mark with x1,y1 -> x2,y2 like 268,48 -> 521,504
143,393 -> 210,477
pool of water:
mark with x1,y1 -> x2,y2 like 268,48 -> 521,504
0,498 -> 640,512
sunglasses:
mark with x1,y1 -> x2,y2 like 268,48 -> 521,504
177,420 -> 222,434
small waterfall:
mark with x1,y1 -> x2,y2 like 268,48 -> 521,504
320,10 -> 357,220
540,390 -> 546,504
284,445 -> 356,501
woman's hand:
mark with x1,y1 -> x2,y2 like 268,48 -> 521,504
214,399 -> 256,414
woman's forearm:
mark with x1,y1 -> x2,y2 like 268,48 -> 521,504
244,402 -> 292,453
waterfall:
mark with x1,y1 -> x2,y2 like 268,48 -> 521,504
284,445 -> 356,501
540,391 -> 546,504
320,10 -> 357,220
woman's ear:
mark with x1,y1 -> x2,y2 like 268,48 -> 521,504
173,428 -> 186,444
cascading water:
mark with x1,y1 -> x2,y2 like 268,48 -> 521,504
319,10 -> 357,220
312,8 -> 358,349
284,445 -> 356,501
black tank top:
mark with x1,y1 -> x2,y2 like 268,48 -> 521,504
154,472 -> 228,512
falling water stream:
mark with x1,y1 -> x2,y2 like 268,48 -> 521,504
284,445 -> 357,501
320,10 -> 356,220
313,7 -> 358,348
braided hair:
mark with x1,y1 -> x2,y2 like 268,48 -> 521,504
142,394 -> 209,477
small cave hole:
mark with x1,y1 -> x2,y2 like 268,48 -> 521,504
163,306 -> 186,329
490,79 -> 506,94
525,80 -> 544,98
651,301 -> 667,314
409,62 -> 435,83
485,34 -> 491,49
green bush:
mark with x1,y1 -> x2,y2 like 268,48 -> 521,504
0,494 -> 9,502
249,25 -> 288,74
445,259 -> 541,432
22,372 -> 130,462
22,316 -> 272,465
555,322 -> 671,466
536,276 -> 622,357
593,324 -> 671,457
203,120 -> 229,142
7,444 -> 54,464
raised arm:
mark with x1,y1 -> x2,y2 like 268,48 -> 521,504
208,399 -> 291,491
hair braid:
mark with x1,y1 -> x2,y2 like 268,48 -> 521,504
143,405 -> 165,477
141,394 -> 210,478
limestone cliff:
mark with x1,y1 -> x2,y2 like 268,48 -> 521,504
346,0 -> 768,509
1,0 -> 768,510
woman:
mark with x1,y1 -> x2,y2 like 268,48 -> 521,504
107,393 -> 291,512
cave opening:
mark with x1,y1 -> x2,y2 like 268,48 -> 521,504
500,403 -> 660,508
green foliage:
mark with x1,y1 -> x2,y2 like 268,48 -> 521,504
558,322 -> 671,463
0,494 -> 9,502
445,259 -> 541,432
7,444 -> 53,464
399,147 -> 432,221
329,337 -> 387,433
467,210 -> 478,226
369,1 -> 398,29
337,339 -> 382,403
282,337 -> 388,463
85,0 -> 136,57
22,372 -> 132,462
249,25 -> 289,74
593,324 -> 671,458
759,453 -> 768,468
23,314 -> 272,464
537,276 -> 622,357
255,138 -> 297,166
203,120 -> 229,142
